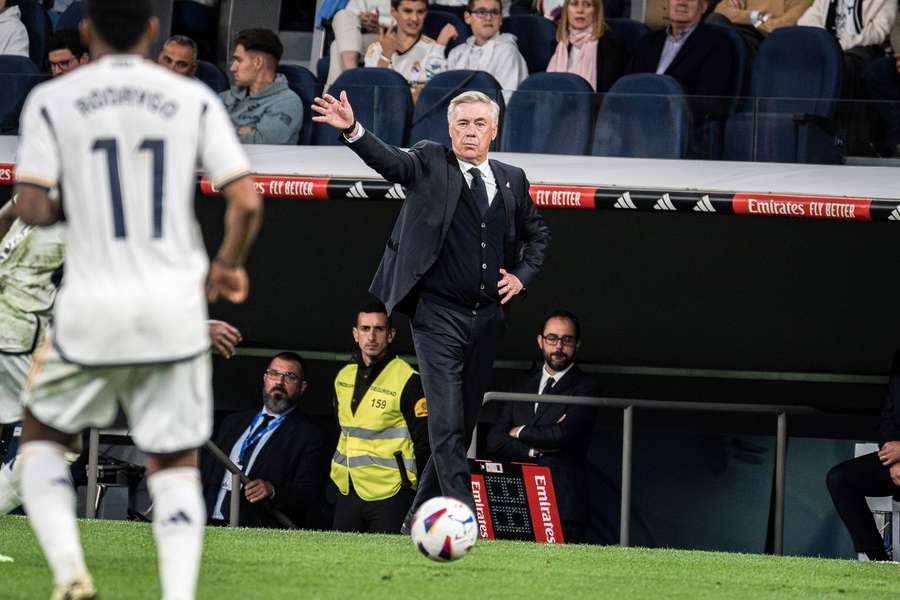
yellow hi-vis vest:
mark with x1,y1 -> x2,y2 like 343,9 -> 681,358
330,357 -> 418,501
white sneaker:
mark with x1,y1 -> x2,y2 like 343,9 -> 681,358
50,572 -> 97,600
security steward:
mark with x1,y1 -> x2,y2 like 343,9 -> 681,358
331,298 -> 430,533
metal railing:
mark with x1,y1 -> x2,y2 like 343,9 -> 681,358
481,392 -> 823,555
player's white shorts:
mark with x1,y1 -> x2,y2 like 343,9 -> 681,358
0,353 -> 29,424
22,340 -> 212,454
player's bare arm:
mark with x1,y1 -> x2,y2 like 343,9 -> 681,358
11,183 -> 61,226
208,175 -> 262,304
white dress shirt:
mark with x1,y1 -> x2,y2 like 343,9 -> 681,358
457,158 -> 497,206
536,362 -> 575,413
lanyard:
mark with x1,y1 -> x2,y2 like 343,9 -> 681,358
237,411 -> 285,467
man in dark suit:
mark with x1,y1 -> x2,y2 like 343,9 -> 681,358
312,89 -> 550,524
201,352 -> 327,528
485,310 -> 600,543
628,0 -> 735,124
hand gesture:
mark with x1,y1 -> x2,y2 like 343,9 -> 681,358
878,440 -> 900,467
436,23 -> 459,47
244,479 -> 274,503
378,25 -> 400,58
311,91 -> 356,131
208,319 -> 242,358
360,10 -> 379,33
207,260 -> 249,304
727,0 -> 746,8
497,268 -> 524,305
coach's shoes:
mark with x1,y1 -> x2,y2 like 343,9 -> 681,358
51,572 -> 96,600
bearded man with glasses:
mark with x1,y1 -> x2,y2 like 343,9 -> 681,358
200,351 -> 327,528
485,309 -> 601,543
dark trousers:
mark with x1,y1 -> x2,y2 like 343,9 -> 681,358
826,451 -> 900,560
408,296 -> 503,516
332,480 -> 414,534
863,55 -> 900,155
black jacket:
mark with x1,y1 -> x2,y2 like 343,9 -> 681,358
880,360 -> 900,446
484,365 -> 601,524
200,407 -> 327,528
342,130 -> 551,316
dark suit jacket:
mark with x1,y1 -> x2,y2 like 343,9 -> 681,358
595,31 -> 629,93
342,130 -> 551,316
627,22 -> 735,121
484,365 -> 600,524
880,354 -> 900,445
201,408 -> 327,528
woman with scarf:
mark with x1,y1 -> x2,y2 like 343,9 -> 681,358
545,0 -> 627,93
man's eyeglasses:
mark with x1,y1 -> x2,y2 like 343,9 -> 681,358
542,334 -> 577,347
468,8 -> 501,18
265,368 -> 301,383
49,56 -> 78,73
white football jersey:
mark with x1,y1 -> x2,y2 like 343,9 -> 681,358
15,55 -> 251,365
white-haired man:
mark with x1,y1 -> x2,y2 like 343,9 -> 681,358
312,89 -> 550,527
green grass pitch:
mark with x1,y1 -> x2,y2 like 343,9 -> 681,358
1,515 -> 897,599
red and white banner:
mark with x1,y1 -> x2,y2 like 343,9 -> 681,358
470,474 -> 495,541
732,193 -> 872,221
521,465 -> 565,544
0,163 -> 15,185
200,175 -> 329,201
530,185 -> 597,210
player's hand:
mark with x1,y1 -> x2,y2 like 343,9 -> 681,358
509,425 -> 524,438
378,25 -> 400,58
436,23 -> 459,47
497,268 -> 524,305
208,319 -> 242,358
360,10 -> 379,33
244,479 -> 274,503
890,462 -> 900,487
878,440 -> 900,467
312,91 -> 356,132
207,260 -> 249,304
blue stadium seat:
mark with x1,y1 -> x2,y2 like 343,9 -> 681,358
409,69 -> 504,148
17,1 -> 52,71
592,73 -> 688,159
724,26 -> 843,163
500,72 -> 595,155
606,18 -> 649,56
423,10 -> 469,54
0,56 -> 48,134
55,0 -> 83,31
314,67 -> 412,146
277,64 -> 320,145
317,56 -> 330,86
500,15 -> 556,75
195,60 -> 229,94
703,23 -> 749,159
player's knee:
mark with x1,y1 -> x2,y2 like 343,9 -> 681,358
20,410 -> 78,447
147,448 -> 198,474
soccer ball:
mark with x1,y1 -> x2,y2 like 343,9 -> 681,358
410,496 -> 478,562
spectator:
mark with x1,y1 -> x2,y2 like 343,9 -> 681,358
485,310 -> 600,543
826,351 -> 900,561
863,14 -> 900,156
157,35 -> 198,78
0,0 -> 28,57
438,0 -> 528,96
709,0 -> 813,55
364,0 -> 458,102
331,299 -> 430,534
220,28 -> 303,145
201,352 -> 327,528
546,0 -> 627,92
47,29 -> 89,78
325,0 -> 392,89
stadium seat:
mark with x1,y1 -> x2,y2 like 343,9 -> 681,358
277,64 -> 320,145
724,26 -> 843,164
500,15 -> 556,75
409,69 -> 505,149
703,23 -> 749,159
17,0 -> 52,71
314,67 -> 413,146
0,56 -> 48,134
317,56 -> 330,86
606,18 -> 649,56
55,0 -> 83,31
423,10 -> 468,54
500,72 -> 595,155
195,60 -> 229,94
591,73 -> 688,159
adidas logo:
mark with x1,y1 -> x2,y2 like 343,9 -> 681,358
161,510 -> 192,526
613,192 -> 637,209
693,195 -> 716,213
385,184 -> 406,200
889,205 -> 900,221
346,181 -> 368,199
653,193 -> 676,211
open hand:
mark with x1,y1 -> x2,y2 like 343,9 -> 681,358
311,91 -> 356,131
497,268 -> 524,305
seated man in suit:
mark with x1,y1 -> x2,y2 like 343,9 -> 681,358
201,352 -> 327,528
826,351 -> 900,561
628,0 -> 735,140
485,309 -> 600,543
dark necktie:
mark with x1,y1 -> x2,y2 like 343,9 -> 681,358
221,414 -> 275,522
467,167 -> 490,216
536,377 -> 556,413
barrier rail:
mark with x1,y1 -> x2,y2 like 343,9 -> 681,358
481,392 -> 824,555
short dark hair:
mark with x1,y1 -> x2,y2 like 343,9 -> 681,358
392,0 -> 428,9
85,0 -> 152,52
540,310 -> 581,340
467,0 -> 502,11
356,297 -> 392,329
271,351 -> 306,374
164,34 -> 198,59
48,29 -> 87,58
234,28 -> 283,64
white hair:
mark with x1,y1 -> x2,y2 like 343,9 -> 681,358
447,91 -> 500,127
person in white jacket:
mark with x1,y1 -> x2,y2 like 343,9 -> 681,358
798,0 -> 896,51
0,0 -> 29,58
326,0 -> 394,88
